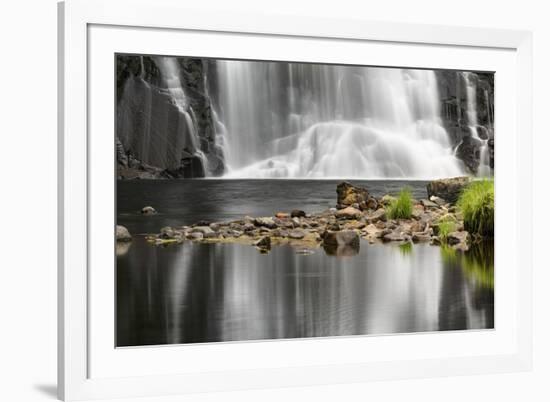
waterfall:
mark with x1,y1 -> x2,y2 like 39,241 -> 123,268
462,72 -> 491,176
215,61 -> 465,179
155,57 -> 207,168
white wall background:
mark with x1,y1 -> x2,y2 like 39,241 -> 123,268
0,0 -> 547,401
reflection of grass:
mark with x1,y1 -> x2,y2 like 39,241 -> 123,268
387,188 -> 413,219
462,242 -> 494,289
440,244 -> 459,264
398,242 -> 413,256
458,179 -> 494,237
440,242 -> 494,289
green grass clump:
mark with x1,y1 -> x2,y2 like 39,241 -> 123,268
387,188 -> 413,219
457,179 -> 494,237
437,220 -> 456,243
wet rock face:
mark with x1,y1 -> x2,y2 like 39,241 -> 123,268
116,55 -> 225,179
427,177 -> 471,204
455,136 -> 482,174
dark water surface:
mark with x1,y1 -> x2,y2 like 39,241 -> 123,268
116,180 -> 494,347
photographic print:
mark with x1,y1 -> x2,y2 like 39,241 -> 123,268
115,54 -> 494,347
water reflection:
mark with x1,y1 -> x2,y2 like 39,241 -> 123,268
116,238 -> 494,347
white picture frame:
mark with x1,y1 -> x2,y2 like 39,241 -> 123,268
58,0 -> 533,400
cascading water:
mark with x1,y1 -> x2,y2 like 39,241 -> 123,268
215,61 -> 465,179
461,72 -> 491,176
155,56 -> 206,167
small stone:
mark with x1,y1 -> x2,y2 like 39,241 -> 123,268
191,226 -> 215,236
243,222 -> 255,232
412,232 -> 432,242
141,206 -> 156,215
290,210 -> 306,218
255,217 -> 277,229
288,229 -> 306,239
116,225 -> 132,242
275,212 -> 290,219
365,208 -> 386,224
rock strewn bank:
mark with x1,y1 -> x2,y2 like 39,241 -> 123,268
117,177 -> 481,256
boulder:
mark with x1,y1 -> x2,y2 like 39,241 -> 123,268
426,176 -> 471,204
335,206 -> 362,220
336,182 -> 369,210
141,206 -> 156,215
116,225 -> 132,242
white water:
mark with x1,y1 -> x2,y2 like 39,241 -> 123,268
462,72 -> 491,176
215,62 -> 465,179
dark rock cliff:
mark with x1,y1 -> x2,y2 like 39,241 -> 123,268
436,70 -> 494,174
116,55 -> 224,179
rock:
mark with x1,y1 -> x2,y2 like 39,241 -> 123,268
322,230 -> 360,248
116,225 -> 132,242
364,224 -> 384,239
191,226 -> 215,235
141,206 -> 156,215
159,226 -> 180,239
382,231 -> 409,242
290,209 -> 306,218
365,208 -> 386,224
346,220 -> 366,230
288,229 -> 306,239
429,196 -> 447,206
336,182 -> 369,210
412,205 -> 424,219
427,177 -> 471,204
254,217 -> 277,229
291,217 -> 301,227
209,222 -> 222,231
420,199 -> 439,209
335,206 -> 362,220
243,222 -> 255,232
189,232 -> 204,241
255,236 -> 271,249
447,231 -> 471,250
366,197 -> 379,210
329,207 -> 338,214
275,212 -> 290,219
327,223 -> 341,231
412,232 -> 432,242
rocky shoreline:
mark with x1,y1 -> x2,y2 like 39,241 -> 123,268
116,177 -> 485,256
